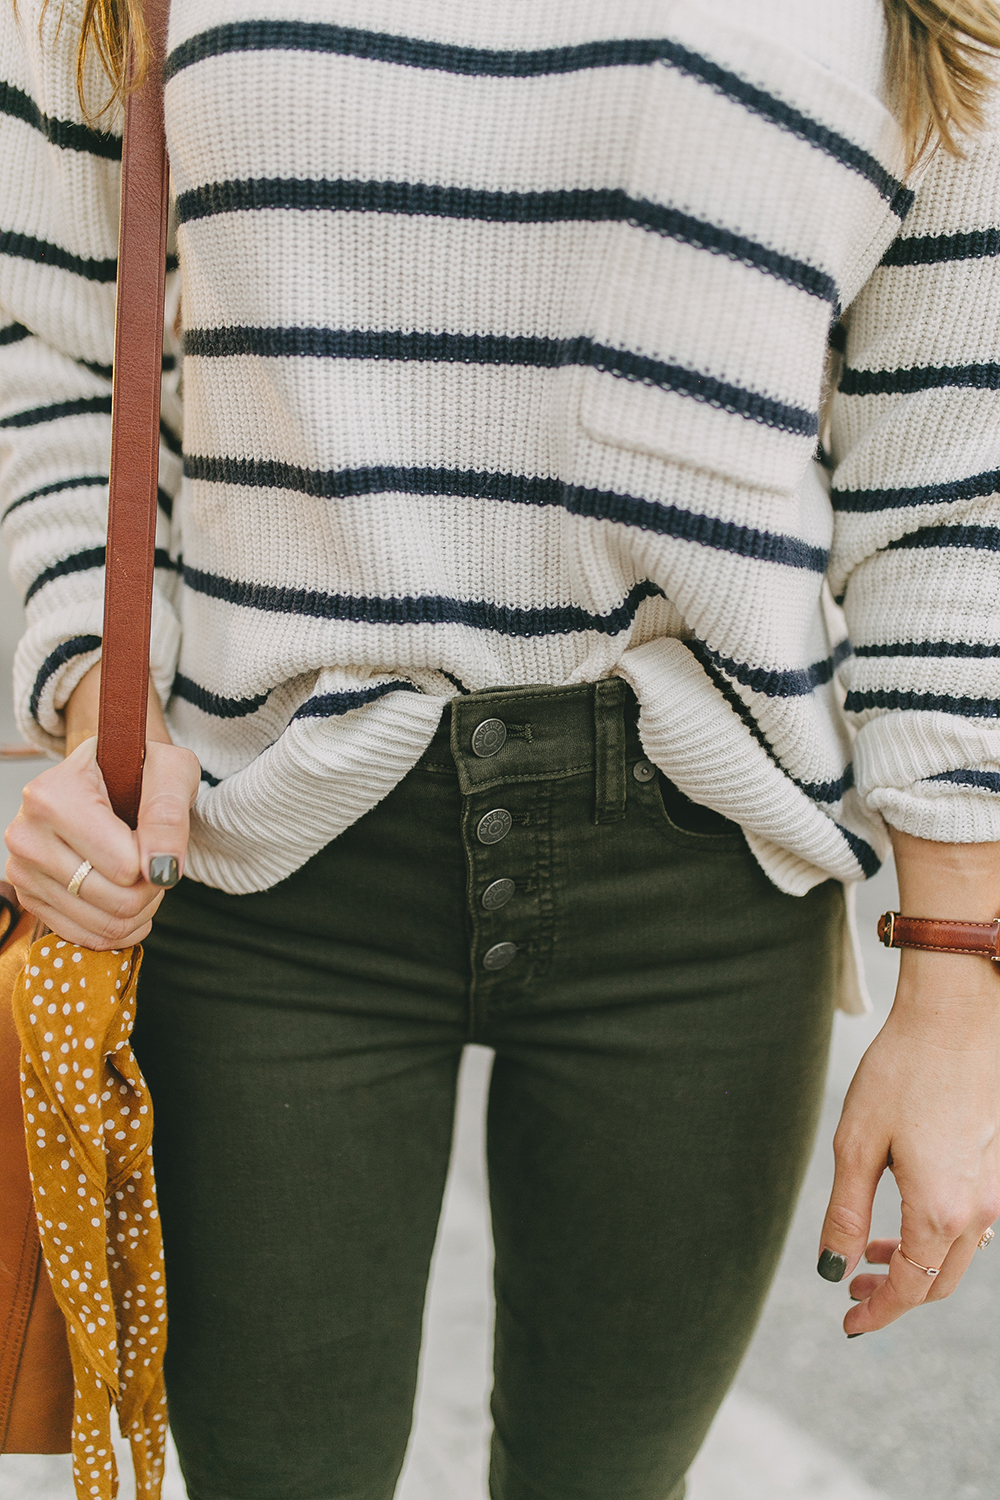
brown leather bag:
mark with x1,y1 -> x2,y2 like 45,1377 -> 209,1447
0,0 -> 171,1453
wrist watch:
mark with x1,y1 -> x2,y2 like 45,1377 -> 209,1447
877,912 -> 1000,969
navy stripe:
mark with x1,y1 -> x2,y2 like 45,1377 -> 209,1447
165,24 -> 910,212
183,323 -> 814,435
2,474 -> 108,521
181,562 -> 664,638
854,639 -> 1000,659
28,634 -> 102,723
172,673 -> 270,719
882,227 -> 1000,267
832,467 -> 1000,513
200,766 -> 221,787
25,545 -> 177,605
927,769 -> 1000,793
0,79 -> 121,158
0,321 -> 30,347
684,640 -> 857,806
0,227 -> 117,283
23,546 -> 103,605
0,476 -> 172,523
838,825 -> 881,879
689,637 -> 851,699
291,680 -> 419,720
79,358 -> 113,380
845,688 -> 1000,718
0,396 -> 112,430
159,419 -> 182,457
183,458 -> 828,572
840,362 -> 1000,397
886,524 -> 1000,553
440,669 -> 470,695
176,183 -> 837,304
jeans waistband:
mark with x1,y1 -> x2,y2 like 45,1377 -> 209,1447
418,679 -> 635,825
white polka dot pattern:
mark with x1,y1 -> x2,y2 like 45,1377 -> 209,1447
13,937 -> 167,1500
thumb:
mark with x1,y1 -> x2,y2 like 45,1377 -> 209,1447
135,741 -> 201,888
817,1138 -> 885,1284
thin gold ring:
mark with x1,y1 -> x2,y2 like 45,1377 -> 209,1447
66,859 -> 93,898
978,1227 -> 995,1251
894,1245 -> 940,1277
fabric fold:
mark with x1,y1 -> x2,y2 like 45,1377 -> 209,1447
13,938 -> 166,1500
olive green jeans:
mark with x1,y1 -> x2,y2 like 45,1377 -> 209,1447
133,679 -> 843,1500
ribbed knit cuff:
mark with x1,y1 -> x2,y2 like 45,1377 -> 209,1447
13,593 -> 181,755
855,713 -> 1000,843
616,638 -> 890,895
185,687 -> 446,892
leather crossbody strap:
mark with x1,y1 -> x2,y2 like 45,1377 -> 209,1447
878,911 -> 1000,968
95,0 -> 171,829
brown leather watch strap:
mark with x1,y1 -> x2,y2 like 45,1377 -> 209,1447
877,911 -> 1000,968
95,0 -> 171,830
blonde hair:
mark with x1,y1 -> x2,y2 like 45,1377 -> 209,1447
25,0 -> 1000,155
884,0 -> 1000,164
73,0 -> 150,114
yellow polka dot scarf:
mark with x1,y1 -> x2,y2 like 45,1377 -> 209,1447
13,936 -> 167,1500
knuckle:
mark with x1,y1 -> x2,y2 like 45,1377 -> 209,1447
825,1204 -> 869,1241
108,886 -> 146,922
175,745 -> 201,781
4,815 -> 41,865
831,1132 -> 869,1171
20,774 -> 60,822
97,910 -> 135,947
926,1206 -> 970,1242
142,790 -> 190,826
978,1193 -> 1000,1227
104,853 -> 140,889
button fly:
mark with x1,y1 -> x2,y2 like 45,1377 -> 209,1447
477,808 -> 512,845
482,878 -> 515,911
483,942 -> 518,971
471,718 -> 507,757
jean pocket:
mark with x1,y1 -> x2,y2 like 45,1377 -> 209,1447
634,765 -> 746,850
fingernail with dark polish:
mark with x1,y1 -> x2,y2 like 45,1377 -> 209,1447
847,1332 -> 866,1339
150,855 -> 179,888
817,1249 -> 848,1282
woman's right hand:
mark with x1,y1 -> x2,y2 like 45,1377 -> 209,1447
3,664 -> 201,949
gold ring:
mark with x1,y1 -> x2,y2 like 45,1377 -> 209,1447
978,1227 -> 995,1251
66,859 -> 93,898
894,1245 -> 940,1277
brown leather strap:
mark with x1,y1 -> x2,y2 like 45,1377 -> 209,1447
95,0 -> 171,829
878,911 -> 1000,968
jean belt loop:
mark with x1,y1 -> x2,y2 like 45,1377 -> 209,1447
593,677 -> 627,825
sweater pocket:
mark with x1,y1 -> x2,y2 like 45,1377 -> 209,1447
575,7 -> 906,497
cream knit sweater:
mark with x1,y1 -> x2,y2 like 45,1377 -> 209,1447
3,0 -> 1000,914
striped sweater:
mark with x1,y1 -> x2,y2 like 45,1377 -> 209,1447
3,0 -> 1000,917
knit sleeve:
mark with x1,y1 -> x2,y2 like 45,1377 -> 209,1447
0,0 -> 181,755
828,99 -> 1000,844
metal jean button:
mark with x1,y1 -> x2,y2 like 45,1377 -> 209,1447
483,942 -> 518,971
471,718 -> 507,757
632,760 -> 656,783
482,878 -> 515,911
477,808 -> 512,845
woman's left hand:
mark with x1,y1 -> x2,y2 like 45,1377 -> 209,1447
818,830 -> 1000,1335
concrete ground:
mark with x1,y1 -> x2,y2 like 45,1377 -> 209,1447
1,568 -> 997,1500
